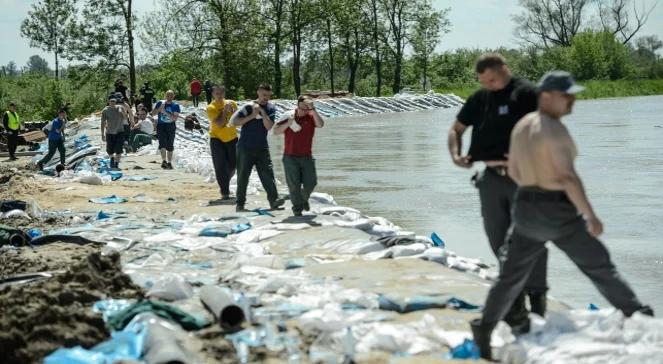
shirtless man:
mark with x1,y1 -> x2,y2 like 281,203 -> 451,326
470,71 -> 653,361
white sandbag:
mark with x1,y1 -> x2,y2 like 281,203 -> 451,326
391,243 -> 428,258
146,274 -> 194,301
78,174 -> 104,185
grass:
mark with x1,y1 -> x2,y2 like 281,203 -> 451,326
435,79 -> 663,100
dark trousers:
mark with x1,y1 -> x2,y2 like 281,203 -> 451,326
210,138 -> 237,196
283,155 -> 317,214
131,132 -> 152,151
7,130 -> 19,158
235,147 -> 279,207
192,93 -> 200,107
40,139 -> 66,166
205,91 -> 212,104
480,187 -> 644,325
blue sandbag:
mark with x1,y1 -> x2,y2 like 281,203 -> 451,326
97,211 -> 111,220
431,232 -> 445,248
446,297 -> 481,311
378,294 -> 481,313
588,303 -> 600,311
89,195 -> 128,204
447,338 -> 480,360
108,171 -> 123,181
199,227 -> 229,237
231,223 -> 251,234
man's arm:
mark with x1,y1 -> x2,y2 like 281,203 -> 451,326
261,108 -> 275,131
2,113 -> 8,130
151,102 -> 163,117
447,121 -> 472,168
312,108 -> 324,128
230,105 -> 258,127
548,135 -> 603,237
272,117 -> 293,135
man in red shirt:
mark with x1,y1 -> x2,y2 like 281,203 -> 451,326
273,95 -> 325,216
190,78 -> 202,107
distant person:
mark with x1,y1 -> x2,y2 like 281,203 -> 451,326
190,78 -> 202,108
207,85 -> 238,200
62,102 -> 72,119
115,93 -> 135,154
273,95 -> 324,216
101,97 -> 126,170
204,80 -> 213,104
114,79 -> 129,103
152,90 -> 181,169
139,81 -> 156,112
130,108 -> 155,152
447,53 -> 546,332
3,102 -> 22,161
229,83 -> 285,212
37,108 -> 67,170
470,71 -> 654,360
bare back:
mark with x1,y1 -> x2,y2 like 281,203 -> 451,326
509,112 -> 577,190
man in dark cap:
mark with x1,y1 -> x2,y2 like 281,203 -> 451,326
470,71 -> 654,361
37,108 -> 67,170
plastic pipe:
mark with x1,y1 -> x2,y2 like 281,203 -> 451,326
199,286 -> 245,330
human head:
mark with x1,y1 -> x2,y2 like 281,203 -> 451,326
165,90 -> 175,102
8,102 -> 16,111
475,53 -> 512,91
58,108 -> 67,118
212,85 -> 225,101
137,108 -> 147,120
536,70 -> 584,118
296,95 -> 313,116
257,83 -> 272,104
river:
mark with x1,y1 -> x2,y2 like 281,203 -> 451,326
270,95 -> 663,314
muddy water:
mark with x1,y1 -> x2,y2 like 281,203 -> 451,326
270,95 -> 663,313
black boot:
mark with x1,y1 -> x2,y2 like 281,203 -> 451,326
470,318 -> 496,361
504,292 -> 530,335
528,290 -> 547,318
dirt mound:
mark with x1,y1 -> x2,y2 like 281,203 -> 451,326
0,251 -> 143,364
0,243 -> 99,279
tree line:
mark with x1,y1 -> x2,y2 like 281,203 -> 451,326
2,0 -> 661,120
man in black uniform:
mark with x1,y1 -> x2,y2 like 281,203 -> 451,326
447,53 -> 547,332
139,82 -> 155,113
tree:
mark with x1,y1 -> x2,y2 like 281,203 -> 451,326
289,0 -> 318,96
369,0 -> 383,96
1,62 -> 20,78
20,0 -> 76,79
411,5 -> 450,91
598,0 -> 657,44
26,55 -> 52,75
69,0 -> 138,94
513,0 -> 590,48
262,0 -> 290,98
570,30 -> 633,80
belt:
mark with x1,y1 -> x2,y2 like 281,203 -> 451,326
486,166 -> 508,177
517,189 -> 570,203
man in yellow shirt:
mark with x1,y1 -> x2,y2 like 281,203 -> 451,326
207,85 -> 238,200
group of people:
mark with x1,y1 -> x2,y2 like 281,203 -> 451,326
206,83 -> 324,215
447,53 -> 653,360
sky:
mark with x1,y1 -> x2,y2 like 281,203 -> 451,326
1,0 -> 662,67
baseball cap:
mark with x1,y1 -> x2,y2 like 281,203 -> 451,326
536,71 -> 585,94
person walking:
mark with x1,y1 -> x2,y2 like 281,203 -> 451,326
470,70 -> 654,360
229,83 -> 285,212
37,108 -> 67,170
114,79 -> 129,103
152,90 -> 181,169
204,80 -> 213,105
273,95 -> 324,216
101,97 -> 126,170
3,102 -> 22,161
139,81 -> 155,112
190,78 -> 202,108
116,93 -> 134,154
447,53 -> 547,332
207,85 -> 238,200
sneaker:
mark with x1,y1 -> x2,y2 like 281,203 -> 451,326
166,162 -> 174,170
293,211 -> 303,217
161,161 -> 168,169
303,202 -> 310,211
236,205 -> 248,212
270,197 -> 286,210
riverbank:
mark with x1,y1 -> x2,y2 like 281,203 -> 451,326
1,106 -> 662,363
435,79 -> 663,100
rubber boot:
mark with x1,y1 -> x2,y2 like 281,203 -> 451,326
504,292 -> 530,335
528,290 -> 547,318
470,318 -> 496,361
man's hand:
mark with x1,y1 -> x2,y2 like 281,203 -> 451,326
452,154 -> 473,168
585,215 -> 603,237
224,103 -> 234,114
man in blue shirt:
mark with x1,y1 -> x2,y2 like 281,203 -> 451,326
152,90 -> 180,169
37,108 -> 67,170
230,83 -> 285,212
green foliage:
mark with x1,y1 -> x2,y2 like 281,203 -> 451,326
569,31 -> 633,80
576,79 -> 663,99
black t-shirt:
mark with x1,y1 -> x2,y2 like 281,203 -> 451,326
456,77 -> 537,162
